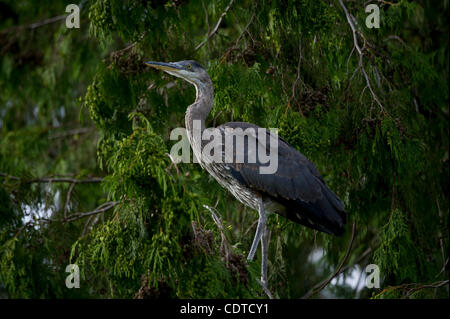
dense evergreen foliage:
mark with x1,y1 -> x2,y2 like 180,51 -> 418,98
0,0 -> 448,298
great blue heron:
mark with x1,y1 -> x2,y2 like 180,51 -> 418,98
145,60 -> 346,297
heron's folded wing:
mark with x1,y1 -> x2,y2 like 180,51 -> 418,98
217,122 -> 323,202
217,122 -> 345,234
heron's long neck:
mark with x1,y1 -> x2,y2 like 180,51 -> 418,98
185,80 -> 213,141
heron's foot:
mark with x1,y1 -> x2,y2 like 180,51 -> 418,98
257,278 -> 274,299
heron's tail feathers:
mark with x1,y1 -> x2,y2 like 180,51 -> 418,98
282,183 -> 347,236
319,184 -> 347,236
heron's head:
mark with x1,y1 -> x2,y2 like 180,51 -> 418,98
145,60 -> 210,88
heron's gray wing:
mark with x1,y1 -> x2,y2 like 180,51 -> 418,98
217,122 -> 346,235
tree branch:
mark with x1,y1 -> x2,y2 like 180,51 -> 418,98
0,173 -> 103,184
48,127 -> 94,140
233,10 -> 256,48
0,14 -> 67,35
12,201 -> 120,239
64,182 -> 76,219
195,0 -> 234,51
288,36 -> 304,115
374,280 -> 449,298
301,221 -> 357,299
204,204 -> 231,265
62,201 -> 119,223
338,0 -> 385,113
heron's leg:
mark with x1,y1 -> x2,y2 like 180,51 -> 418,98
259,223 -> 274,299
260,223 -> 269,284
247,202 -> 267,261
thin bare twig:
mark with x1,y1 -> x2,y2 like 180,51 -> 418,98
113,33 -> 145,55
374,280 -> 449,298
234,10 -> 256,48
63,201 -> 119,223
165,153 -> 181,175
288,36 -> 304,115
195,0 -> 234,51
383,35 -> 408,48
0,14 -> 67,35
64,182 -> 76,219
12,201 -> 120,239
81,215 -> 94,237
204,204 -> 231,264
212,110 -> 223,127
301,221 -> 357,299
374,0 -> 400,7
243,219 -> 258,237
0,173 -> 103,184
338,0 -> 385,113
405,280 -> 449,298
436,197 -> 447,276
436,258 -> 449,278
49,127 -> 94,140
201,0 -> 211,50
344,247 -> 371,272
346,46 -> 355,76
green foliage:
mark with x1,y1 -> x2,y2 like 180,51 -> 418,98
0,185 -> 18,229
374,209 -> 421,284
104,119 -> 169,199
0,0 -> 448,299
273,0 -> 338,34
68,116 -> 256,297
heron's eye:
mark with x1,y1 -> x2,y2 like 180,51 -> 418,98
187,64 -> 192,70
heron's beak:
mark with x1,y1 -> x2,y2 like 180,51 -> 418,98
144,61 -> 183,72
